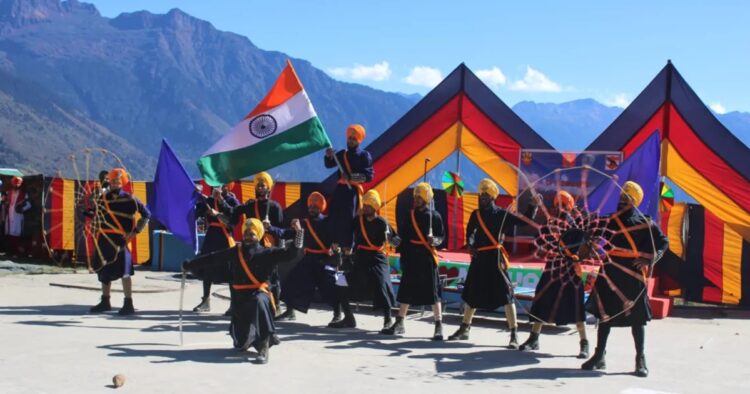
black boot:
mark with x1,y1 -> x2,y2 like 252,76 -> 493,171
508,328 -> 519,349
275,308 -> 296,321
432,321 -> 444,341
270,334 -> 281,347
89,296 -> 111,313
329,288 -> 356,328
382,317 -> 393,332
635,354 -> 648,377
254,338 -> 270,365
519,332 -> 540,351
118,298 -> 135,316
448,323 -> 471,341
192,297 -> 210,312
328,313 -> 356,328
381,316 -> 405,335
581,348 -> 607,370
328,311 -> 343,326
578,339 -> 590,359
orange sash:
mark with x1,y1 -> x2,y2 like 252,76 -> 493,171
253,201 -> 275,247
303,218 -> 329,255
339,151 -> 364,209
474,210 -> 510,270
610,215 -> 648,278
232,245 -> 275,312
409,209 -> 439,266
98,194 -> 135,252
210,199 -> 236,248
357,214 -> 385,252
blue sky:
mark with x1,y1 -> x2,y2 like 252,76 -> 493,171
88,0 -> 750,112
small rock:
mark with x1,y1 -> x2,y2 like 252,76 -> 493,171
113,374 -> 126,388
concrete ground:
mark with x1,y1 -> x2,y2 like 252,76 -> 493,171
0,268 -> 747,394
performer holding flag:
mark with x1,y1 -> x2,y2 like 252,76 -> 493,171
324,124 -> 374,250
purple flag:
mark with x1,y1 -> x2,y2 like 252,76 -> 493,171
588,131 -> 661,218
150,139 -> 200,248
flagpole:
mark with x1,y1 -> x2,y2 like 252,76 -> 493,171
323,133 -> 352,190
383,182 -> 390,238
265,177 -> 276,222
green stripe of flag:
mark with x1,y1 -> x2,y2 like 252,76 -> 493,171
198,117 -> 328,186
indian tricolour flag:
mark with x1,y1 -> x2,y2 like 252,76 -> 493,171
198,60 -> 330,186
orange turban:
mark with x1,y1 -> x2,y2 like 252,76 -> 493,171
553,190 -> 574,211
347,124 -> 366,144
224,181 -> 236,191
307,191 -> 327,211
11,176 -> 23,187
107,168 -> 130,187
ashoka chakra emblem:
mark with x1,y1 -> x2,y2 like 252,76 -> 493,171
249,114 -> 277,138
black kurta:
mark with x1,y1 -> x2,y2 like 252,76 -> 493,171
231,198 -> 284,245
184,242 -> 302,350
195,192 -> 239,284
587,209 -> 669,327
280,214 -> 339,313
93,189 -> 151,283
529,212 -> 587,325
396,206 -> 444,307
231,198 -> 284,299
462,204 -> 529,310
344,215 -> 397,310
324,148 -> 374,248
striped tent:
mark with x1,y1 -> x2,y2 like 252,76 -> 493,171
44,178 -> 153,265
684,204 -> 750,306
322,63 -> 552,209
587,61 -> 750,306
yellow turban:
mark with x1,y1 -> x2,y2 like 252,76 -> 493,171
478,178 -> 499,199
307,191 -> 327,211
362,189 -> 382,210
107,168 -> 130,187
244,217 -> 265,240
347,124 -> 366,143
554,190 -> 575,211
622,181 -> 644,207
413,182 -> 434,203
254,172 -> 273,189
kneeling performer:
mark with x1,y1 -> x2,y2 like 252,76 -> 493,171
183,218 -> 304,364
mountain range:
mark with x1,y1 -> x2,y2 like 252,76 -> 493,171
1,0 -> 748,186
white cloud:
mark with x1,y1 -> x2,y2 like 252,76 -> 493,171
710,102 -> 727,114
328,61 -> 392,82
403,66 -> 443,88
605,93 -> 631,108
475,67 -> 507,88
508,66 -> 562,92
